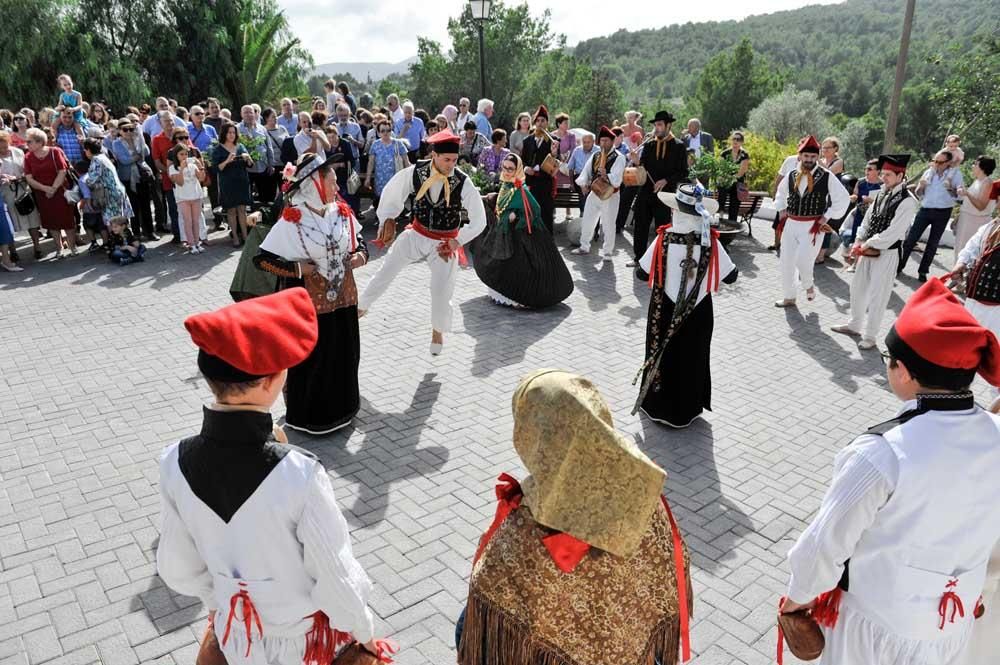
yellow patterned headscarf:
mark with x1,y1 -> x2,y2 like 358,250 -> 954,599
511,370 -> 666,557
499,153 -> 525,184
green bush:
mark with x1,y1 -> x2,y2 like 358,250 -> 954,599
739,132 -> 798,194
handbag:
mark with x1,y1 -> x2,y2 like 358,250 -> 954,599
392,140 -> 408,173
347,168 -> 361,195
12,181 -> 36,216
736,182 -> 750,202
194,623 -> 227,665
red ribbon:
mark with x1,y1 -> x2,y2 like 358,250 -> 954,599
519,185 -> 533,235
370,638 -> 399,663
221,583 -> 264,657
647,223 -> 673,289
472,473 -> 523,566
705,228 -> 721,294
776,597 -> 787,665
939,579 -> 965,630
661,495 -> 691,662
303,612 -> 352,665
541,532 -> 591,573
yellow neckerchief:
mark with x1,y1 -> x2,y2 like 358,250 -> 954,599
795,163 -> 816,193
414,162 -> 452,206
596,147 -> 610,173
533,127 -> 549,140
654,131 -> 676,160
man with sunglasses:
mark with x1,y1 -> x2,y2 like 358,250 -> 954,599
832,155 -> 917,350
277,97 -> 298,136
899,149 -> 965,281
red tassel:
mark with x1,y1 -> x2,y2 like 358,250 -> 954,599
812,587 -> 842,629
938,579 -> 965,630
661,496 -> 691,662
303,612 -> 352,665
647,224 -> 672,289
221,584 -> 264,658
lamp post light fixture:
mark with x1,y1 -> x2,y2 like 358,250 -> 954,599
469,0 -> 493,99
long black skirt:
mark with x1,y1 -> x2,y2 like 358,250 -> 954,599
472,220 -> 573,308
285,304 -> 361,435
641,292 -> 714,427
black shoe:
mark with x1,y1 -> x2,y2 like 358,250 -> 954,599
87,241 -> 101,254
145,233 -> 161,242
154,225 -> 170,234
918,273 -> 927,283
9,248 -> 20,263
170,235 -> 182,244
635,267 -> 650,281
33,248 -> 43,260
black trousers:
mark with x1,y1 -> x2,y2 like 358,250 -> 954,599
900,206 -> 952,276
527,174 -> 554,234
616,185 -> 639,231
249,171 -> 278,205
151,184 -> 168,231
632,187 -> 672,259
717,183 -> 740,222
125,180 -> 154,237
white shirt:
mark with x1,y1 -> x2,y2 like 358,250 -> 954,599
688,133 -> 702,158
169,163 -> 204,201
773,164 -> 850,220
376,164 -> 487,246
777,155 -> 799,178
389,106 -> 405,124
958,218 -> 1000,268
575,149 -> 626,189
855,184 -> 918,251
638,211 -> 736,305
960,177 -> 997,218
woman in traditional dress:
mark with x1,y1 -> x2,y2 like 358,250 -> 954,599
635,184 -> 738,428
472,153 -> 573,309
253,152 -> 368,434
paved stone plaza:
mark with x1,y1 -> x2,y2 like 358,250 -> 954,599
0,218 -> 985,665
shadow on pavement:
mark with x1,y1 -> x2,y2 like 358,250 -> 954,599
459,298 -> 571,378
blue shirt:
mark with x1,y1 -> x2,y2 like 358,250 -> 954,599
920,166 -> 964,209
333,119 -> 363,161
187,122 -> 218,154
142,114 -> 184,138
55,124 -> 83,164
276,113 -> 298,136
394,116 -> 426,153
472,112 -> 492,139
566,144 -> 599,176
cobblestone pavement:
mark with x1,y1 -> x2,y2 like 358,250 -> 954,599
0,216 -> 988,665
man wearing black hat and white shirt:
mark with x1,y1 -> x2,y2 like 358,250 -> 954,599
631,110 -> 688,279
572,125 -> 626,262
832,154 -> 917,349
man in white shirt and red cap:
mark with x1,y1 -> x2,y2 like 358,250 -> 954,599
773,135 -> 850,307
572,125 -> 627,262
157,288 -> 395,665
831,154 -> 917,350
359,130 -> 487,355
778,278 -> 1000,665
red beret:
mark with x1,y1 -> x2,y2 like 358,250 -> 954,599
598,125 -> 615,141
797,135 -> 821,154
533,105 -> 548,121
427,130 -> 460,154
887,279 -> 1000,386
185,288 -> 318,381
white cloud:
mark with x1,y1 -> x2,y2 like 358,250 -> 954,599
279,0 -> 843,65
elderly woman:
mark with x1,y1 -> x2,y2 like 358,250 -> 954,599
0,130 -> 43,259
459,121 -> 490,164
112,120 -> 155,239
22,127 -> 77,257
477,129 -> 509,179
82,137 -> 132,226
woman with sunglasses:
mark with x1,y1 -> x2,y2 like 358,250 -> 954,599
471,153 -> 573,308
364,120 -> 406,207
112,120 -> 156,240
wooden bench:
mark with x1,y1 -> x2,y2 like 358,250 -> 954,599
706,190 -> 767,237
554,185 -> 581,210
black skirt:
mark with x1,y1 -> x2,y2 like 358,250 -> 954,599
640,293 -> 714,427
471,214 -> 574,309
285,304 -> 361,434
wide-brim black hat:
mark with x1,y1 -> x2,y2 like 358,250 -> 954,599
653,110 -> 676,124
283,151 -> 341,196
876,153 -> 911,174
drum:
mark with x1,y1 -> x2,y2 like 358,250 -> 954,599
590,176 -> 616,201
541,154 -> 560,177
623,166 -> 647,187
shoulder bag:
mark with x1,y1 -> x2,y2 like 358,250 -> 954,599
12,180 -> 36,216
392,140 -> 409,173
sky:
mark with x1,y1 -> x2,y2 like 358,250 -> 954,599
279,0 -> 843,66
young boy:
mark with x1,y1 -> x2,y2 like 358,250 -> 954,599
106,216 -> 145,265
157,288 -> 389,664
780,278 -> 1000,664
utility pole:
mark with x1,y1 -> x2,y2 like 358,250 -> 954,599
883,0 -> 915,151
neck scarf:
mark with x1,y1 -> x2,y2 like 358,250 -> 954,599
533,128 -> 548,140
795,165 -> 815,193
414,162 -> 452,206
654,132 -> 675,160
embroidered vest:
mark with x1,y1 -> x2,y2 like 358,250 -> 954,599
591,149 -> 618,174
785,168 -> 830,218
967,224 -> 1000,305
858,186 -> 912,247
409,160 -> 467,232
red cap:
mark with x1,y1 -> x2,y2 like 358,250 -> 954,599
427,130 -> 460,154
185,288 -> 318,381
533,105 -> 548,122
598,125 -> 615,141
797,135 -> 821,154
886,279 -> 1000,387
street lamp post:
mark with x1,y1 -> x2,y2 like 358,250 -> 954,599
469,0 -> 492,100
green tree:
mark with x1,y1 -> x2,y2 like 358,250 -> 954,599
929,28 -> 1000,150
746,86 -> 834,144
691,38 -> 783,137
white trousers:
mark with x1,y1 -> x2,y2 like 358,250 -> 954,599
780,219 -> 824,299
847,251 -> 899,341
358,229 -> 458,332
579,191 -> 619,255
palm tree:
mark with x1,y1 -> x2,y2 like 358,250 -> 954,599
220,1 -> 306,106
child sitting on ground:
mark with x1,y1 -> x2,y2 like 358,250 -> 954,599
107,216 -> 145,265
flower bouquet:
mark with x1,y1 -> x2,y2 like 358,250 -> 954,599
238,134 -> 266,164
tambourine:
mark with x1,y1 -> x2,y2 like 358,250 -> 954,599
623,166 -> 647,187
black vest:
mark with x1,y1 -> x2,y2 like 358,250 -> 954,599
968,226 -> 1000,305
858,185 -> 912,248
591,149 -> 618,174
786,168 -> 830,218
409,160 -> 467,232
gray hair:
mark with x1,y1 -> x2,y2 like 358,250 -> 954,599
190,105 -> 205,116
477,99 -> 493,113
337,103 -> 351,114
158,110 -> 172,122
688,118 -> 701,130
402,100 -> 414,112
386,93 -> 400,103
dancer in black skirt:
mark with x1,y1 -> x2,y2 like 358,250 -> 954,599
634,184 -> 738,428
472,153 -> 573,308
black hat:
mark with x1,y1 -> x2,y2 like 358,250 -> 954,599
875,154 -> 911,175
283,151 -> 339,196
653,110 -> 676,124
